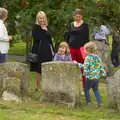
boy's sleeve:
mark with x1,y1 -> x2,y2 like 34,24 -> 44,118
100,65 -> 106,77
77,56 -> 90,75
83,56 -> 90,76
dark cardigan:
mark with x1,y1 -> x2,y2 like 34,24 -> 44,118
65,22 -> 89,48
30,24 -> 53,73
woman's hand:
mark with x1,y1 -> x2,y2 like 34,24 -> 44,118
8,36 -> 12,40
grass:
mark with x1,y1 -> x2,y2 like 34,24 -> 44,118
8,36 -> 113,56
0,72 -> 120,120
8,42 -> 26,56
3,36 -> 120,119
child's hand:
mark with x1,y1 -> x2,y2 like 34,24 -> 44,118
72,60 -> 78,64
8,36 -> 12,40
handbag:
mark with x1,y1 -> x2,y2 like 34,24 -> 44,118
27,39 -> 42,63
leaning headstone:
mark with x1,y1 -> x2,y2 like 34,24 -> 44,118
0,62 -> 29,102
41,61 -> 82,107
106,69 -> 120,112
92,41 -> 114,76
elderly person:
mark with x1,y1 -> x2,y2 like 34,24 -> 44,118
30,11 -> 53,91
93,22 -> 110,45
65,8 -> 89,92
0,7 -> 12,63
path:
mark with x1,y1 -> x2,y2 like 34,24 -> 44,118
8,55 -> 26,61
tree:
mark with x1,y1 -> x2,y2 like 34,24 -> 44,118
1,0 -> 120,48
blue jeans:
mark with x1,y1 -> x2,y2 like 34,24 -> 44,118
0,54 -> 7,63
84,78 -> 102,104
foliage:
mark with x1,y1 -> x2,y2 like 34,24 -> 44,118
0,72 -> 120,120
0,0 -> 120,43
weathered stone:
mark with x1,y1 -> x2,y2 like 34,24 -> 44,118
3,77 -> 21,95
2,91 -> 22,103
106,69 -> 120,112
41,61 -> 82,107
0,62 -> 29,96
92,41 -> 114,76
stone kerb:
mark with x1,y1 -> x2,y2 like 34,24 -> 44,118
106,69 -> 120,112
0,62 -> 29,103
41,61 -> 82,107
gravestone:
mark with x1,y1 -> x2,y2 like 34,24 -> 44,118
41,61 -> 82,107
0,62 -> 29,103
106,69 -> 120,112
92,41 -> 114,76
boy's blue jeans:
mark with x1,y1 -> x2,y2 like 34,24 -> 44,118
84,78 -> 102,105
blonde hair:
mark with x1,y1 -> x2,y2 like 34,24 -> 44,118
84,42 -> 97,54
0,7 -> 8,19
35,11 -> 48,26
59,42 -> 70,54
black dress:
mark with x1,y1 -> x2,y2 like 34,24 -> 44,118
30,24 -> 53,73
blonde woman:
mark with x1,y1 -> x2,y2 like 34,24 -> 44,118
30,11 -> 53,91
54,42 -> 72,61
0,7 -> 12,63
73,42 -> 106,107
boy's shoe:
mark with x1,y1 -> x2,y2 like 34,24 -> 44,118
87,102 -> 91,107
97,103 -> 102,108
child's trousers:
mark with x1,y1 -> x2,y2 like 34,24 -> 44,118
84,78 -> 102,105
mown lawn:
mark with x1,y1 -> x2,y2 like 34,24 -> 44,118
0,72 -> 120,120
3,36 -> 120,120
8,42 -> 26,56
8,36 -> 113,56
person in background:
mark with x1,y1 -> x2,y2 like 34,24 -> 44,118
111,28 -> 120,67
65,8 -> 89,94
30,11 -> 53,91
0,7 -> 12,63
94,22 -> 110,45
54,42 -> 72,61
73,42 -> 106,107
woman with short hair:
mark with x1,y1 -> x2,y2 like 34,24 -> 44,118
0,7 -> 12,63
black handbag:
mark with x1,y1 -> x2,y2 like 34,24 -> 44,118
27,39 -> 42,63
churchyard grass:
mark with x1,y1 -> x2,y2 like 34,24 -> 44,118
0,72 -> 120,120
1,36 -> 119,119
8,42 -> 26,56
8,36 -> 113,56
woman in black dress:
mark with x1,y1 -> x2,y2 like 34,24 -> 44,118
30,11 -> 53,91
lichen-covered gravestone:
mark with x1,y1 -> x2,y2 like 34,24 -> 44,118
41,61 -> 82,107
106,70 -> 120,112
92,41 -> 114,76
0,62 -> 29,103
